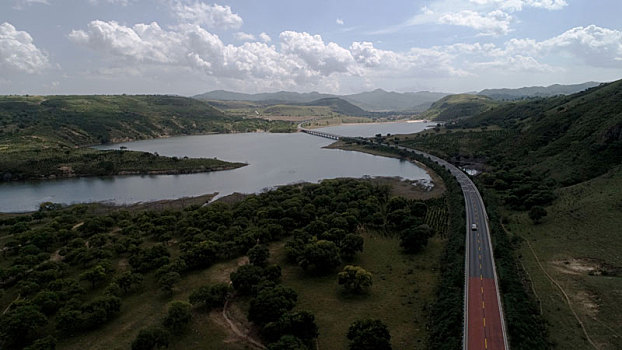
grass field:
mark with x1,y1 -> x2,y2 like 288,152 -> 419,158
274,231 -> 444,350
505,166 -> 622,350
56,226 -> 444,350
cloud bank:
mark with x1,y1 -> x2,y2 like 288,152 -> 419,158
0,22 -> 49,75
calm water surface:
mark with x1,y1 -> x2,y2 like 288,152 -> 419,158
0,122 -> 432,212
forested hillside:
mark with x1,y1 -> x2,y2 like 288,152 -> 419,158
0,95 -> 293,181
455,79 -> 622,185
0,178 -> 444,349
0,95 -> 291,146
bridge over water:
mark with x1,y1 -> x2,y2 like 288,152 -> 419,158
299,128 -> 341,140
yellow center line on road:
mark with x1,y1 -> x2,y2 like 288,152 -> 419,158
485,338 -> 488,349
482,301 -> 485,309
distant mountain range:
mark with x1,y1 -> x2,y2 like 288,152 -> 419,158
194,82 -> 601,113
194,89 -> 450,113
478,82 -> 601,100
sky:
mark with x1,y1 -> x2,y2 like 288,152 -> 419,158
1,0 -> 622,95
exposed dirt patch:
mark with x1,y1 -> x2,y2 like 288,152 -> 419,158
117,258 -> 129,272
221,299 -> 265,349
209,310 -> 245,345
574,290 -> 600,318
210,256 -> 249,284
551,258 -> 602,276
214,192 -> 251,205
50,249 -> 63,262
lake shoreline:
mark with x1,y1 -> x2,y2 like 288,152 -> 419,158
1,122 -> 433,213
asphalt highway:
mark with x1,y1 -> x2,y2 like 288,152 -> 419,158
299,130 -> 509,349
400,146 -> 509,350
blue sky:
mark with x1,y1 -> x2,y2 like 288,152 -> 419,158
1,0 -> 621,95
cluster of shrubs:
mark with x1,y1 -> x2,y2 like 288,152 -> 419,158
0,178 -> 422,349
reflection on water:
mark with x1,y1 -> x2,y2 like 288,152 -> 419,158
0,122 -> 432,212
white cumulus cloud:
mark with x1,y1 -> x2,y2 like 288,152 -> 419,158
172,1 -> 243,30
68,20 -> 469,91
397,0 -> 568,36
68,21 -> 183,64
0,22 -> 49,74
506,25 -> 622,68
234,32 -> 255,41
280,31 -> 359,76
439,9 -> 512,36
259,32 -> 271,43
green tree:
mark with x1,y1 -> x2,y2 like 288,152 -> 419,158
32,291 -> 60,315
399,224 -> 432,253
114,271 -> 144,294
0,305 -> 47,348
163,301 -> 192,333
230,264 -> 265,295
79,264 -> 107,288
181,240 -> 220,270
248,285 -> 298,326
338,265 -> 373,293
158,272 -> 181,295
528,206 -> 547,224
347,319 -> 392,350
267,335 -> 308,350
339,234 -> 364,261
248,244 -> 270,267
131,326 -> 170,350
298,240 -> 341,274
262,311 -> 319,344
189,283 -> 231,310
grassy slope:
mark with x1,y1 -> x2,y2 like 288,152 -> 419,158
303,97 -> 371,117
276,232 -> 444,350
460,80 -> 622,185
53,186 -> 447,349
58,234 -> 444,350
506,166 -> 622,350
422,94 -> 497,121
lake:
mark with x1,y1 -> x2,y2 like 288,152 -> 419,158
0,122 -> 435,212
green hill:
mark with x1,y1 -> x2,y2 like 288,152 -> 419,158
0,95 -> 295,181
478,81 -> 601,100
422,94 -> 497,121
0,95 -> 291,146
458,79 -> 622,185
304,97 -> 370,117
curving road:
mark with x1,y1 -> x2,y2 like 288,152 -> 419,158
300,129 -> 509,349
